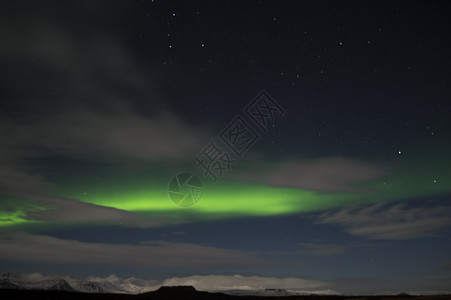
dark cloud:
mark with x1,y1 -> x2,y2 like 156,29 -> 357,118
0,109 -> 208,163
296,242 -> 346,256
0,5 -> 208,164
0,1 -> 210,227
0,232 -> 272,269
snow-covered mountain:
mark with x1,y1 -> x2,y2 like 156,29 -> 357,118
0,272 -> 74,292
222,288 -> 340,297
4,272 -> 447,296
0,272 -> 343,296
0,272 -> 156,294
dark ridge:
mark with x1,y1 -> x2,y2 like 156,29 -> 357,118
1,289 -> 451,300
155,285 -> 197,293
141,285 -> 232,299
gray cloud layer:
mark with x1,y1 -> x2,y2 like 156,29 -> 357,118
317,201 -> 451,240
0,232 -> 270,269
238,157 -> 388,193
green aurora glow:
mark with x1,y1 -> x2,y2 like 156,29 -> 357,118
1,151 -> 450,229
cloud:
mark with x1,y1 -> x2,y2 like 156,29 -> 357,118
0,164 -> 187,228
0,3 -> 211,229
0,232 -> 271,269
316,201 -> 451,240
237,157 -> 388,193
441,259 -> 451,272
19,194 -> 182,228
1,109 -> 207,163
296,242 -> 346,256
0,2 -> 149,95
266,241 -> 348,257
0,1 -> 209,167
0,159 -> 51,196
0,108 -> 208,227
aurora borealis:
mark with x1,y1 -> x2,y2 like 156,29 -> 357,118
2,152 -> 450,227
1,0 -> 451,295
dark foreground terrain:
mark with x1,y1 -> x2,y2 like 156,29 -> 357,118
0,286 -> 450,300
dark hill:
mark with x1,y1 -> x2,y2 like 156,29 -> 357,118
1,288 -> 451,300
155,285 -> 197,293
138,285 -> 232,299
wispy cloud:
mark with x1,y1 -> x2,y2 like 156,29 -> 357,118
296,242 -> 346,256
21,194 -> 183,228
0,109 -> 208,227
0,1 -> 209,179
441,259 -> 451,272
0,232 -> 271,269
237,157 -> 388,193
0,109 -> 208,164
316,201 -> 451,240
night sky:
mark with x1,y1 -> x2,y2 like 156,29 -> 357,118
1,0 -> 450,295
